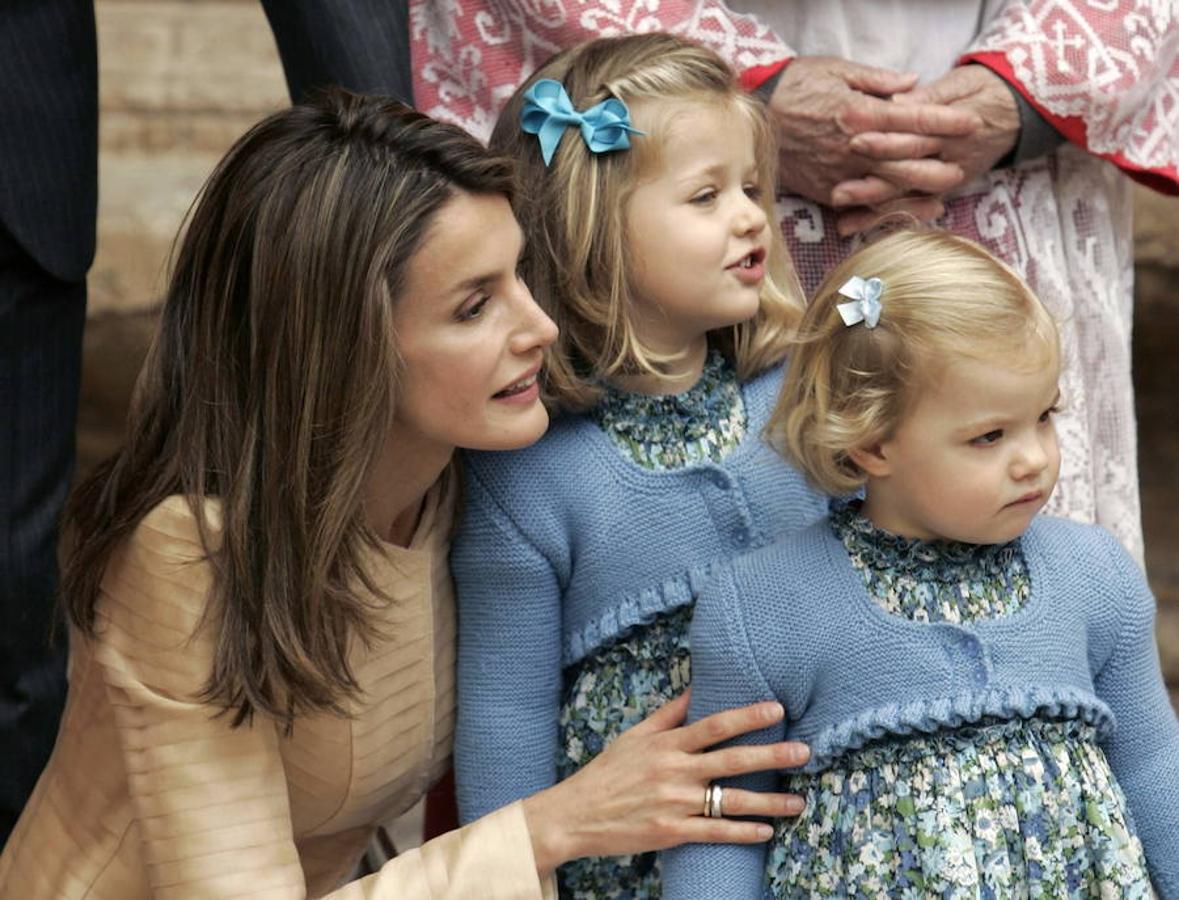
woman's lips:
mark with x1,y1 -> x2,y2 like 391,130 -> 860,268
492,368 -> 540,403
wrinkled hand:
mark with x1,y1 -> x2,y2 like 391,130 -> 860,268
768,56 -> 979,209
834,64 -> 1019,234
521,691 -> 810,876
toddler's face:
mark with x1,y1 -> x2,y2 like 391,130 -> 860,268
623,99 -> 769,356
861,346 -> 1061,545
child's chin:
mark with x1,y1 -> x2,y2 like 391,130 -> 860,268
941,516 -> 1034,546
982,514 -> 1040,545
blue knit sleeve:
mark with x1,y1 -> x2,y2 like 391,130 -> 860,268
662,557 -> 783,900
451,467 -> 564,824
1091,531 -> 1179,897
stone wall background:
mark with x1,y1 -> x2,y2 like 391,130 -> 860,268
83,1 -> 1179,702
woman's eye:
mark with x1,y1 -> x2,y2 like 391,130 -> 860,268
457,294 -> 490,322
972,429 -> 1003,446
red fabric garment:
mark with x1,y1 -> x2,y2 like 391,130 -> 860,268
408,1 -> 789,138
410,0 -> 1176,193
739,57 -> 792,92
961,1 -> 1179,195
407,0 -> 1154,566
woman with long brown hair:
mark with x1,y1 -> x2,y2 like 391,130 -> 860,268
0,90 -> 807,897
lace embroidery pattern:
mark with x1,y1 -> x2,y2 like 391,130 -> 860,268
965,1 -> 1179,173
408,0 -> 1157,563
410,0 -> 786,140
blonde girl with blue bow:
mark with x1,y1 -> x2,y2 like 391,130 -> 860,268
661,228 -> 1179,898
450,33 -> 827,898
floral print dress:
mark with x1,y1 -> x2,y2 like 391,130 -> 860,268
557,350 -> 746,899
765,502 -> 1154,898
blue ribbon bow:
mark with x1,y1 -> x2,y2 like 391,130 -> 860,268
520,78 -> 643,166
836,275 -> 884,329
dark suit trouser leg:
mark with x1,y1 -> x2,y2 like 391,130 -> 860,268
0,226 -> 86,847
260,0 -> 413,105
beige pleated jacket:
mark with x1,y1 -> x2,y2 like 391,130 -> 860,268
0,482 -> 554,899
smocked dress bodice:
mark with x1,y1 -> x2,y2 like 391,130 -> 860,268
558,351 -> 745,899
765,502 -> 1153,898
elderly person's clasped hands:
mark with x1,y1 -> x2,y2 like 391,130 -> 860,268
767,56 -> 1021,235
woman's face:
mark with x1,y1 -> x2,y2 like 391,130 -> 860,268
390,191 -> 558,455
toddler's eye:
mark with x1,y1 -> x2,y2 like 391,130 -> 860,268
690,188 -> 718,205
971,429 -> 1003,446
743,184 -> 762,201
1039,405 -> 1060,423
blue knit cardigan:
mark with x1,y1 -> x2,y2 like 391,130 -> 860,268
660,516 -> 1179,899
450,364 -> 826,824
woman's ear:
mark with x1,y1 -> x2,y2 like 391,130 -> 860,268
847,441 -> 890,478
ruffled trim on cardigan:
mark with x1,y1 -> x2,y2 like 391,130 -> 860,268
797,685 -> 1115,772
562,564 -> 717,667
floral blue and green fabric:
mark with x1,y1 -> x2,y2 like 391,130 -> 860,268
762,503 -> 1153,898
832,499 -> 1031,622
558,351 -> 746,898
590,349 -> 746,471
558,604 -> 692,899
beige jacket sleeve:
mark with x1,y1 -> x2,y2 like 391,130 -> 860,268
95,498 -> 553,899
334,805 -> 556,900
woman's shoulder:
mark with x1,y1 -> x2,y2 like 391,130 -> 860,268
124,495 -> 221,574
136,494 -> 219,541
98,495 -> 221,641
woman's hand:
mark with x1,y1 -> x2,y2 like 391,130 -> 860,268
520,691 -> 809,877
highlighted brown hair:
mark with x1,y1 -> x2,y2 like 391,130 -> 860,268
62,90 -> 515,727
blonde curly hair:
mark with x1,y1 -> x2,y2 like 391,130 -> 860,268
767,228 -> 1061,496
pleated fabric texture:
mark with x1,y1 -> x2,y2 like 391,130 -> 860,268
0,482 -> 552,899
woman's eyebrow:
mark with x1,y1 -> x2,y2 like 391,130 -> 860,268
451,272 -> 496,294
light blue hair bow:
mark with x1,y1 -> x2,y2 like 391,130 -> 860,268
836,275 -> 884,329
520,78 -> 643,167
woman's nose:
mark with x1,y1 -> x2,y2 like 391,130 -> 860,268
509,280 -> 558,353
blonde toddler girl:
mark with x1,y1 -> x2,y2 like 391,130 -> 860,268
663,229 -> 1179,897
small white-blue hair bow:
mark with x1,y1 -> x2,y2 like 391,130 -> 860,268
836,275 -> 884,329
